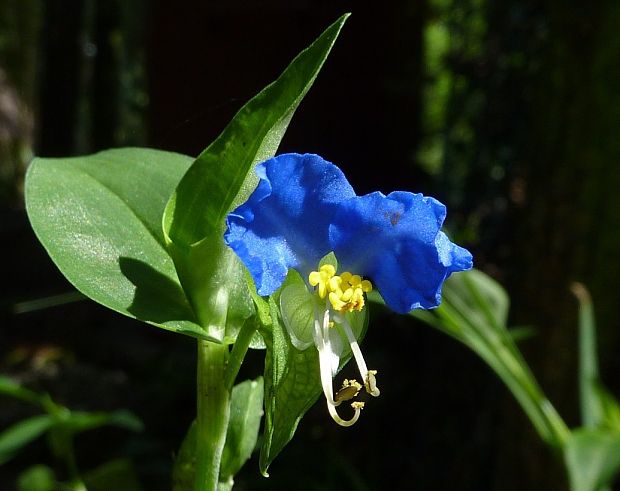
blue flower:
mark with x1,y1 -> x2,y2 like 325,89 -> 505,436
225,153 -> 472,425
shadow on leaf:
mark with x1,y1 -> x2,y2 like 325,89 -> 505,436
119,257 -> 198,325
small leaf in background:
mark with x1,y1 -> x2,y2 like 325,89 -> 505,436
220,378 -> 264,480
0,376 -> 44,406
0,414 -> 54,464
82,459 -> 142,491
25,148 -> 207,339
564,429 -> 620,491
411,269 -> 570,449
17,465 -> 56,491
571,282 -> 607,430
62,409 -> 144,434
593,383 -> 620,433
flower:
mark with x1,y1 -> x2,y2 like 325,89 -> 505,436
224,153 -> 472,425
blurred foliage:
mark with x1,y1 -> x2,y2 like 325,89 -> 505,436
0,375 -> 143,490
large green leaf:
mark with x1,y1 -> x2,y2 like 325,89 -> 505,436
564,429 -> 620,491
161,14 -> 350,341
25,147 -> 208,339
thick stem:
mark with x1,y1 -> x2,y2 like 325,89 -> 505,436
195,340 -> 231,491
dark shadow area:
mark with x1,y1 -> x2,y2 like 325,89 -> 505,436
119,256 -> 198,326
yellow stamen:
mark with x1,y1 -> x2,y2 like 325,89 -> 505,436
335,379 -> 362,402
308,264 -> 337,299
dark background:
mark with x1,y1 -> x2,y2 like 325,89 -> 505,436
2,0 -> 620,489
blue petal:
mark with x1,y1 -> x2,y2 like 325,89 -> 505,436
224,153 -> 356,296
329,191 -> 473,313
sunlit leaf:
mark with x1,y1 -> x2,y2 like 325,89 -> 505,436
25,148 -> 209,340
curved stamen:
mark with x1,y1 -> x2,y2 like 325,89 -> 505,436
314,316 -> 339,407
326,401 -> 361,427
333,313 -> 381,397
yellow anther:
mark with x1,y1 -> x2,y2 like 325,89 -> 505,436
311,263 -> 373,313
308,271 -> 321,286
350,274 -> 362,286
351,401 -> 365,410
341,288 -> 353,302
334,379 -> 362,402
309,264 -> 338,299
328,276 -> 342,291
328,291 -> 347,311
364,370 -> 380,397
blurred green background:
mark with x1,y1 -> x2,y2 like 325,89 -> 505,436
2,0 -> 620,489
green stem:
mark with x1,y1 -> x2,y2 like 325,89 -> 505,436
195,340 -> 231,491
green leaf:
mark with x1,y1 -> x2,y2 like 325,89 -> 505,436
259,296 -> 322,477
259,272 -> 367,476
61,409 -> 143,434
0,376 -> 44,406
412,269 -> 570,448
220,378 -> 264,480
172,378 -> 263,490
571,282 -> 605,429
161,14 -> 350,342
25,148 -> 209,340
0,414 -> 54,464
564,429 -> 620,491
82,459 -> 142,491
593,383 -> 620,433
17,465 -> 56,491
163,13 -> 350,246
279,280 -> 316,350
172,420 -> 196,491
